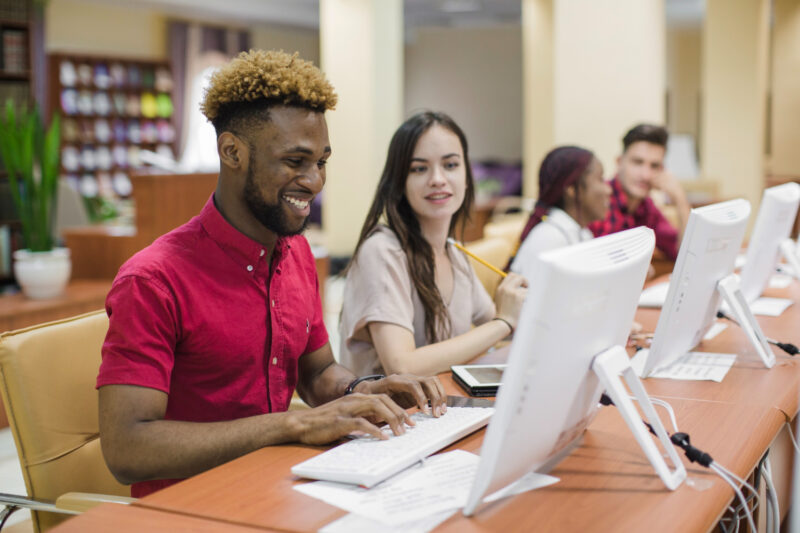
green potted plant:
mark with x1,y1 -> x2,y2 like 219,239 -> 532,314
0,99 -> 70,299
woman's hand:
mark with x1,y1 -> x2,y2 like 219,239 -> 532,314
493,273 -> 529,330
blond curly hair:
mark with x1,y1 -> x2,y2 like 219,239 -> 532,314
201,49 -> 337,134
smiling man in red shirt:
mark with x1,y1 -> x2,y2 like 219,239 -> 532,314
588,124 -> 691,262
97,50 -> 446,497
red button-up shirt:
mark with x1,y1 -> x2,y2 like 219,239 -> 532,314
97,195 -> 328,497
588,177 -> 680,261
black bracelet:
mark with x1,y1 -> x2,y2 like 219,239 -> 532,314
493,316 -> 514,334
344,374 -> 385,395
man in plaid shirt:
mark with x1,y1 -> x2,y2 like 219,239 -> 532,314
588,124 -> 690,261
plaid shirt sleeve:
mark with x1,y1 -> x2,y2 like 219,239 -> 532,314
640,197 -> 679,261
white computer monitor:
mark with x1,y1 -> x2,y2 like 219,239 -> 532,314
463,227 -> 685,516
739,182 -> 800,303
638,199 -> 776,379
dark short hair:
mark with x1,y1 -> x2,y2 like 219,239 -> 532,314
622,124 -> 668,152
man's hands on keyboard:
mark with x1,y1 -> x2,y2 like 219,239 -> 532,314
288,374 -> 447,447
355,374 -> 448,417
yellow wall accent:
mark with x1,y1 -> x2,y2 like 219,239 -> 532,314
666,26 -> 701,140
553,0 -> 665,176
320,0 -> 403,256
522,0 -> 554,199
770,0 -> 800,176
701,0 -> 769,210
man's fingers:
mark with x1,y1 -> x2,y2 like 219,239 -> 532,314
373,393 -> 412,434
394,376 -> 430,415
347,392 -> 408,436
346,416 -> 388,441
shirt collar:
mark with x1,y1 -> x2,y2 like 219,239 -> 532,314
545,207 -> 592,243
610,176 -> 630,213
198,194 -> 287,276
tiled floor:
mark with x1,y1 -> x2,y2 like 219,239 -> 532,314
0,275 -> 347,529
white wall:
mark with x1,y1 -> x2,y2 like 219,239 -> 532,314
250,25 -> 319,65
404,25 -> 523,162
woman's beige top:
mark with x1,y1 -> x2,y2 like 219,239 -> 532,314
339,225 -> 496,376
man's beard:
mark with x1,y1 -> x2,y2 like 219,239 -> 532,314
244,166 -> 309,237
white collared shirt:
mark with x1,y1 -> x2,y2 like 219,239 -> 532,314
510,207 -> 593,277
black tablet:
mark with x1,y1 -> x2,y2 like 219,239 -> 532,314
450,364 -> 506,397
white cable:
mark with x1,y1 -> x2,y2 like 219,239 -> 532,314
715,462 -> 759,502
762,458 -> 779,533
786,421 -> 800,454
711,463 -> 757,533
627,395 -> 679,433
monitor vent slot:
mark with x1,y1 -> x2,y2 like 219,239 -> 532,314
607,248 -> 629,264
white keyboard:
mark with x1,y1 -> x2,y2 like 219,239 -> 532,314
291,406 -> 494,487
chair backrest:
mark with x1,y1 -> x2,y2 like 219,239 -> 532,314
0,310 -> 129,532
464,237 -> 515,298
482,215 -> 527,251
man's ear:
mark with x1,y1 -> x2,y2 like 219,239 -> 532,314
218,132 -> 247,170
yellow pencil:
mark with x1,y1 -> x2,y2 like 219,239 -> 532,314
446,238 -> 508,278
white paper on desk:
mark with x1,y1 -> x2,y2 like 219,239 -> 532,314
296,450 -> 559,528
632,351 -> 736,382
768,274 -> 793,289
750,297 -> 793,317
319,510 -> 457,533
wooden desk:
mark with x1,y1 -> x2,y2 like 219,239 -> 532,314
48,503 -> 275,533
636,277 -> 800,418
133,398 -> 783,533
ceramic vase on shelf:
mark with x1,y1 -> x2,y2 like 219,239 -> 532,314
13,248 -> 72,299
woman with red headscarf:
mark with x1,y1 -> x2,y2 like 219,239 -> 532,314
510,146 -> 611,276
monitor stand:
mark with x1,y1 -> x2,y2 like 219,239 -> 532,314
716,273 -> 776,368
592,346 -> 687,491
779,239 -> 800,280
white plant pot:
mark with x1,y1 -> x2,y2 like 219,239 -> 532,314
13,248 -> 72,300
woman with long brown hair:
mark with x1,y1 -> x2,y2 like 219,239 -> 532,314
339,111 -> 528,377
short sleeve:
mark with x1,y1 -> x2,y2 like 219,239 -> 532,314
96,274 -> 179,393
340,232 -> 416,344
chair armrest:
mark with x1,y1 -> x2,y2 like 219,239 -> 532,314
55,492 -> 136,513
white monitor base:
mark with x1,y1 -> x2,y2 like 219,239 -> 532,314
592,346 -> 687,491
716,274 -> 776,368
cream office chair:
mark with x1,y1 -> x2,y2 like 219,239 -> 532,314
0,311 -> 133,532
463,237 -> 514,298
482,215 -> 527,251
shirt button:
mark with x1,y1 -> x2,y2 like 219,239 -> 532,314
272,357 -> 278,365
271,300 -> 275,307
246,265 -> 254,272
260,249 -> 265,257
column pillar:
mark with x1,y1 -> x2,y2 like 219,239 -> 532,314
769,0 -> 800,176
701,0 -> 770,208
522,0 -> 665,192
319,0 -> 403,256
